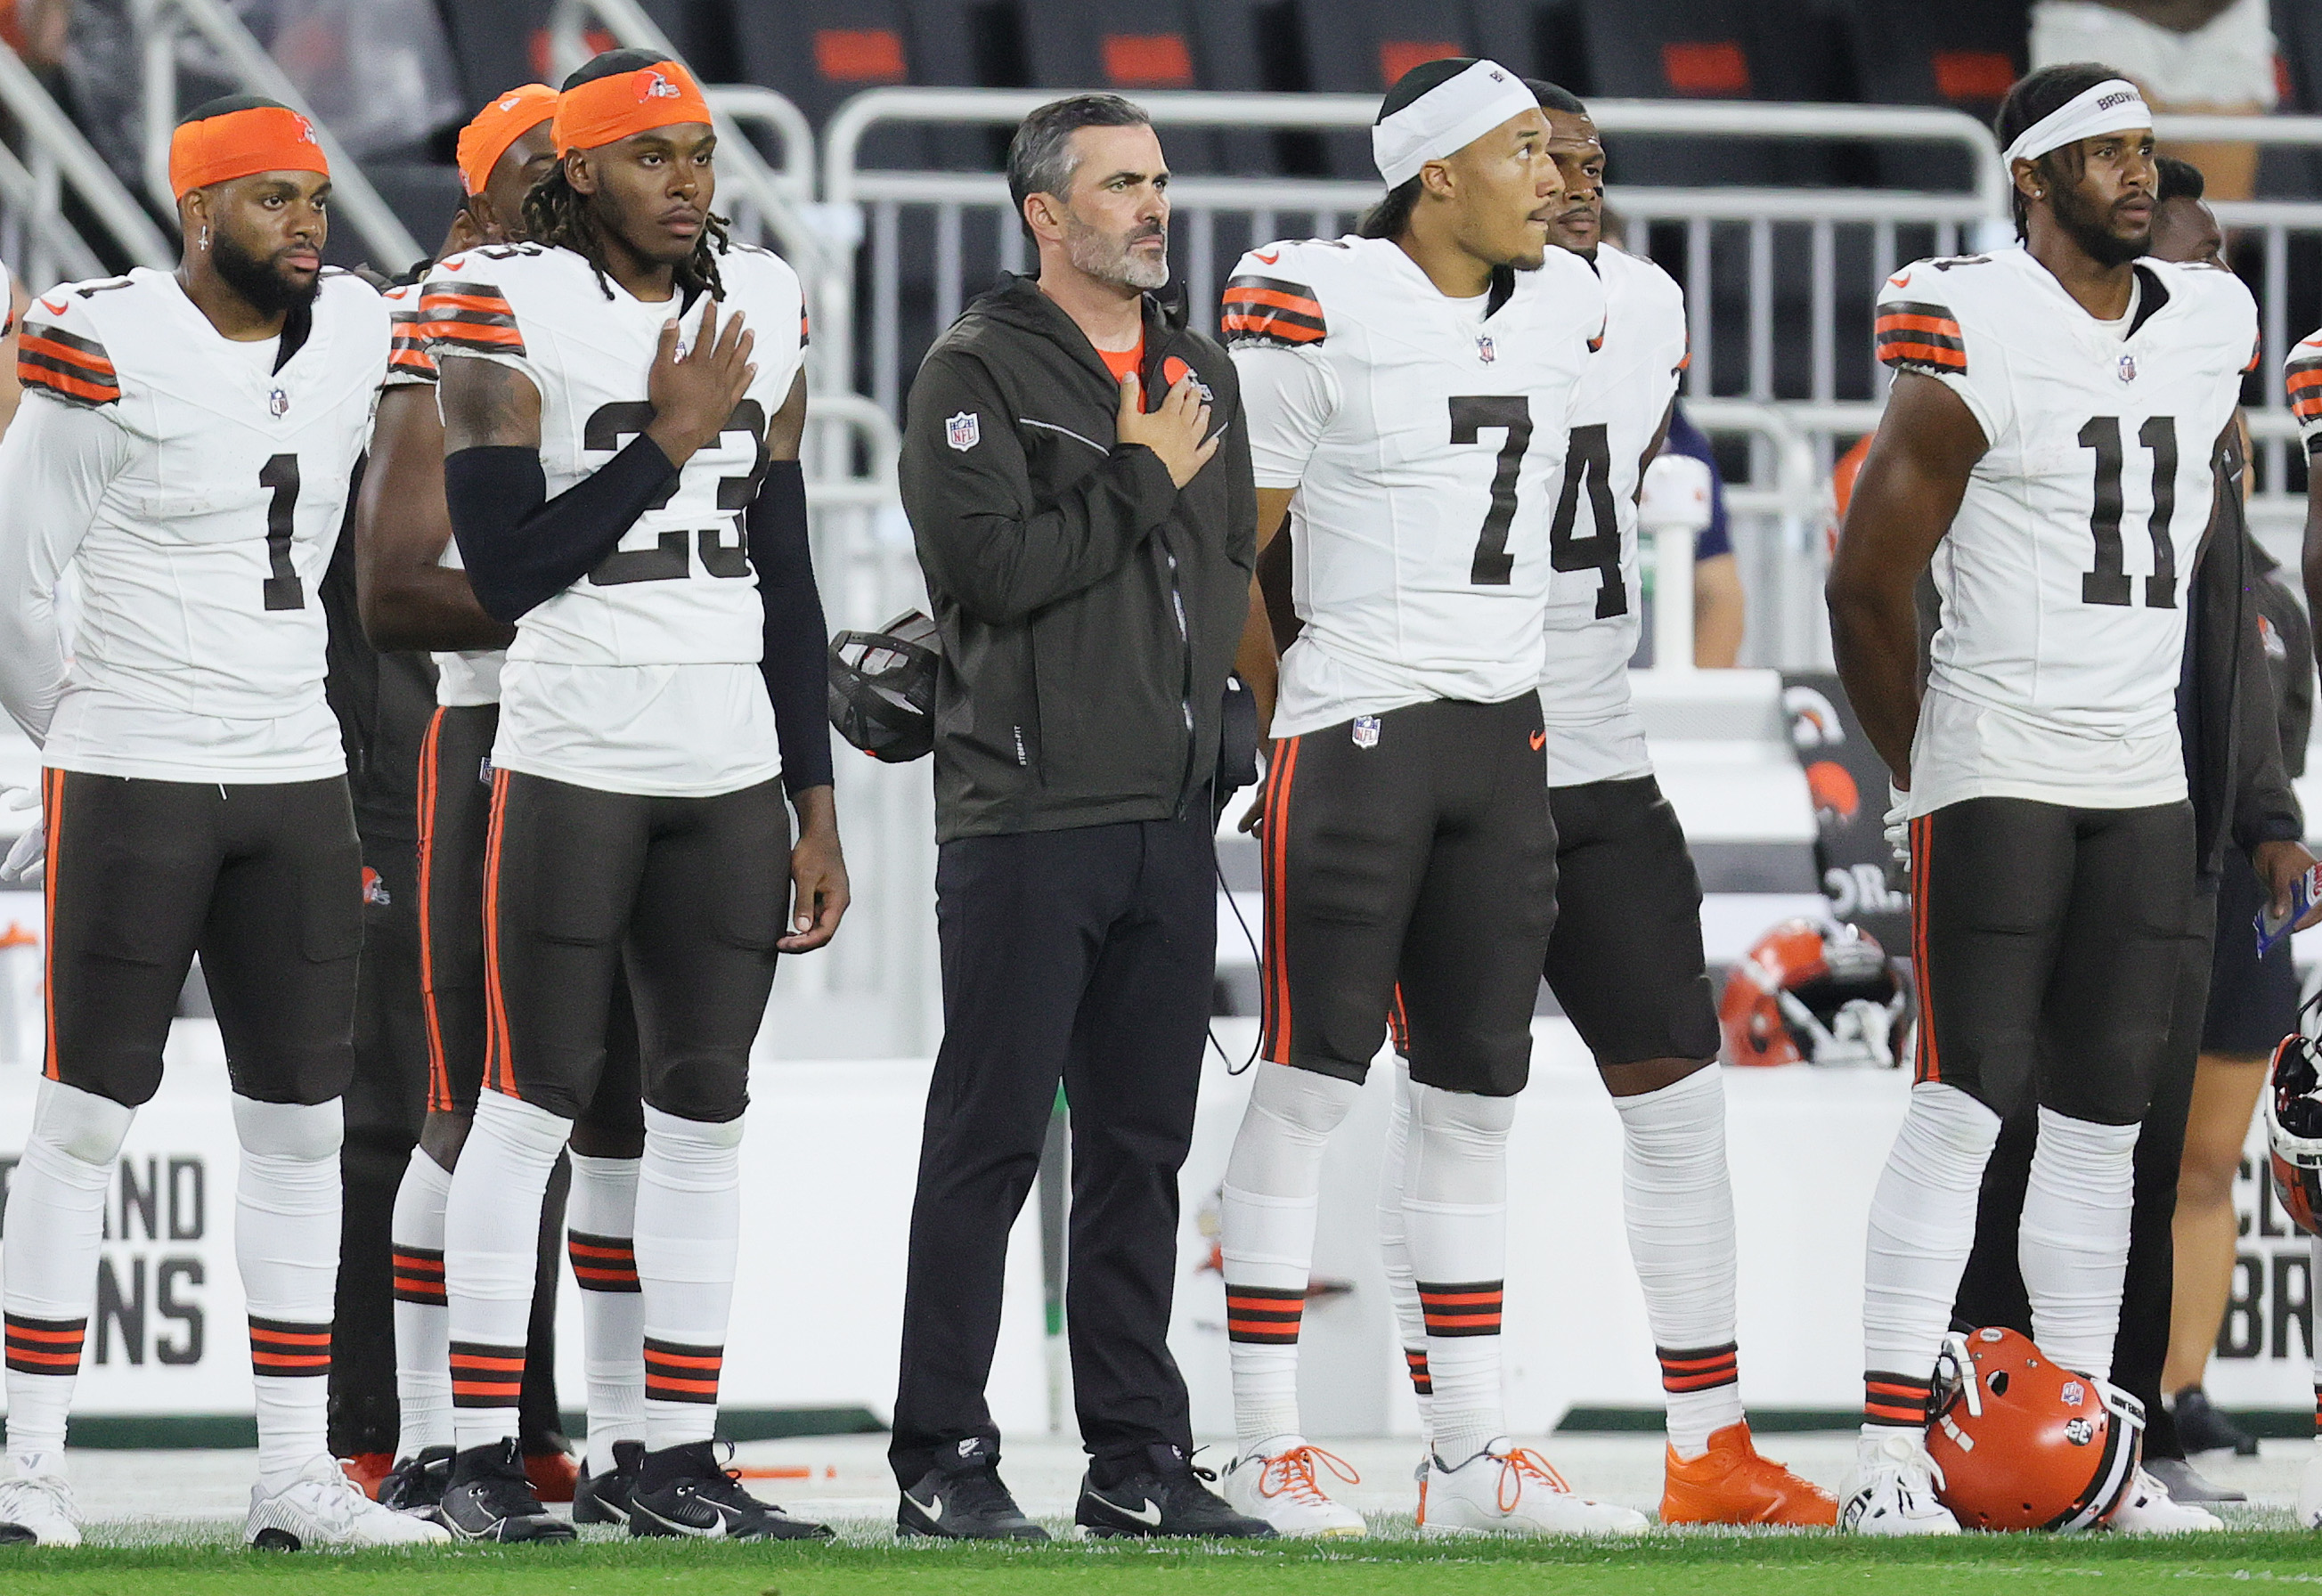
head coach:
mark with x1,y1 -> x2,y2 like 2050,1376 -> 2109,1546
889,94 -> 1267,1541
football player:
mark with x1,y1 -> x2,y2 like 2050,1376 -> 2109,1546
0,96 -> 443,1549
1214,57 -> 1642,1537
1370,79 -> 1836,1529
427,50 -> 845,1543
1829,64 -> 2272,1533
355,85 -> 654,1523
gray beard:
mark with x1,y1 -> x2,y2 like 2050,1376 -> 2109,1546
1064,216 -> 1169,290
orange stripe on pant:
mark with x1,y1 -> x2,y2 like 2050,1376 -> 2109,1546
482,768 -> 516,1098
416,707 -> 452,1113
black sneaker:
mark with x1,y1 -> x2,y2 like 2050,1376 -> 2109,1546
1076,1444 -> 1276,1540
573,1440 -> 645,1526
627,1441 -> 834,1541
898,1437 -> 1049,1541
439,1439 -> 575,1543
376,1446 -> 453,1514
2144,1454 -> 2247,1504
2172,1388 -> 2260,1458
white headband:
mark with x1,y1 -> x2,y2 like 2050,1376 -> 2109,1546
1373,59 -> 1542,189
2001,77 -> 2151,167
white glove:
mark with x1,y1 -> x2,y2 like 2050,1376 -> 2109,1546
0,785 -> 43,886
1885,782 -> 1910,873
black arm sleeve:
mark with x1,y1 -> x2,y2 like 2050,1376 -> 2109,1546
444,437 -> 679,622
746,460 -> 834,796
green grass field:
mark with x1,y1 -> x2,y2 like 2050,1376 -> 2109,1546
12,1526 -> 2322,1594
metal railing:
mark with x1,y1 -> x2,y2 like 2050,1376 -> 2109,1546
0,44 -> 173,284
134,0 -> 420,269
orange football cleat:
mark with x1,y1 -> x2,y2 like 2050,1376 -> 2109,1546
525,1446 -> 580,1504
338,1452 -> 395,1502
1659,1422 -> 1838,1527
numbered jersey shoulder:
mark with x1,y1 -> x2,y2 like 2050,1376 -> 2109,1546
418,241 -> 576,361
16,272 -> 137,408
1222,236 -> 1355,351
381,280 -> 437,386
1873,253 -> 2000,379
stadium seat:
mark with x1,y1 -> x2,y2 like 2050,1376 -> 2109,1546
1252,0 -> 1482,175
1837,0 -> 2025,190
718,0 -> 928,168
1014,0 -> 1226,169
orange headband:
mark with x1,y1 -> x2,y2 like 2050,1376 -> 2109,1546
168,106 -> 327,200
552,61 -> 711,156
457,84 -> 559,196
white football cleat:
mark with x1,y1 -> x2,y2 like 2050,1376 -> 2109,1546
1218,1437 -> 1366,1538
1419,1441 -> 1647,1536
1840,1429 -> 1960,1535
0,1470 -> 80,1547
2108,1467 -> 2222,1535
246,1454 -> 452,1549
2299,1439 -> 2322,1529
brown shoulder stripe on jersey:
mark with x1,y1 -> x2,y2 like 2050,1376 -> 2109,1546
417,285 -> 525,356
387,307 -> 440,381
800,307 -> 811,347
2288,354 -> 2322,422
1221,273 -> 1325,348
18,322 -> 119,405
1876,301 -> 1966,374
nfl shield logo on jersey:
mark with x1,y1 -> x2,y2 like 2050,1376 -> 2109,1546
946,411 -> 981,452
1352,714 -> 1381,749
1477,334 -> 1495,364
268,387 -> 289,418
2117,353 -> 2137,383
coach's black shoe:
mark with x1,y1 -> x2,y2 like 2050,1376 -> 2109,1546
2172,1388 -> 2261,1459
376,1445 -> 453,1515
897,1437 -> 1049,1541
627,1441 -> 834,1541
439,1439 -> 575,1543
572,1440 -> 645,1526
1076,1444 -> 1276,1540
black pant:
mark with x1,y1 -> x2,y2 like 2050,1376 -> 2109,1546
1953,880 -> 2219,1461
891,816 -> 1213,1486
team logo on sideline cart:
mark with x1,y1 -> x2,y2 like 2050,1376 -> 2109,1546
2117,354 -> 2137,383
1352,715 -> 1380,749
1477,334 -> 1496,364
946,411 -> 981,452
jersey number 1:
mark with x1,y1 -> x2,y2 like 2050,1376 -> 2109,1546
260,454 -> 303,611
2078,416 -> 2177,609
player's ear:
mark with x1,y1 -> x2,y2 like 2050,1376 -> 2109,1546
1023,191 -> 1061,243
565,149 -> 598,199
1420,159 -> 1458,203
179,189 -> 210,252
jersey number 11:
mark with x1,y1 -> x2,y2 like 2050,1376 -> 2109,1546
2078,415 -> 2176,609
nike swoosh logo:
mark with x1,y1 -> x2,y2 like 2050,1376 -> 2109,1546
1108,1495 -> 1163,1527
909,1491 -> 943,1522
1252,250 -> 1278,265
1529,730 -> 1545,750
439,258 -> 466,271
634,1501 -> 729,1539
38,297 -> 66,315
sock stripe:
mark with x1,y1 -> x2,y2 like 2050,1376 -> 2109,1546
450,1340 -> 526,1405
568,1230 -> 641,1292
644,1338 -> 722,1404
391,1247 -> 448,1306
1224,1283 -> 1305,1344
4,1313 -> 87,1372
1419,1280 -> 1503,1338
1658,1340 -> 1739,1393
1864,1369 -> 1932,1427
2314,1381 -> 2320,1436
248,1316 -> 331,1377
1404,1347 -> 1432,1396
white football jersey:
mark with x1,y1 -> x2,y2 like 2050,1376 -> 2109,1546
0,266 -> 386,781
1536,243 -> 1689,786
1227,233 -> 1605,740
382,278 -> 500,708
1877,248 -> 2255,815
420,241 -> 806,797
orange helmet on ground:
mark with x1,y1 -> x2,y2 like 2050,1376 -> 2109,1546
2266,998 -> 2322,1236
1926,1327 -> 2145,1532
1718,918 -> 1905,1068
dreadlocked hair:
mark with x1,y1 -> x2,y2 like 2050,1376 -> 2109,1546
521,161 -> 734,302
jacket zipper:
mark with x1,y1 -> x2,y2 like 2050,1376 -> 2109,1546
1169,542 -> 1196,819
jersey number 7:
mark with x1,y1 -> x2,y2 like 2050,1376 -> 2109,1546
2079,415 -> 2178,609
1450,395 -> 1531,585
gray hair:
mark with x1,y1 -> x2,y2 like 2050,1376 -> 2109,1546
1007,94 -> 1152,238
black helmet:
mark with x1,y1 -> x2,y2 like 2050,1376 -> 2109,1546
828,610 -> 940,763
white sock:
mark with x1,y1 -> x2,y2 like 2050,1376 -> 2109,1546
636,1107 -> 742,1452
1614,1068 -> 1742,1458
233,1096 -> 342,1491
1405,1082 -> 1513,1467
3,1081 -> 132,1475
390,1148 -> 453,1460
566,1151 -> 645,1475
2020,1107 -> 2139,1380
1377,1059 -> 1432,1444
444,1091 -> 570,1452
1220,1063 -> 1359,1454
1862,1080 -> 2000,1430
